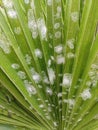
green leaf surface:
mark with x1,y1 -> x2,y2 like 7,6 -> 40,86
0,0 -> 98,130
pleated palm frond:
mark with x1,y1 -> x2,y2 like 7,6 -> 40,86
0,0 -> 98,130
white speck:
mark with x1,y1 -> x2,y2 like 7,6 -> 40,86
32,73 -> 41,83
88,71 -> 95,77
68,99 -> 75,107
32,31 -> 38,39
37,98 -> 41,101
41,26 -> 47,39
30,67 -> 35,74
25,54 -> 32,65
67,52 -> 75,59
80,89 -> 91,101
92,80 -> 97,87
24,80 -> 29,84
7,9 -> 17,19
17,71 -> 26,79
37,18 -> 47,40
41,71 -> 49,84
43,76 -> 49,84
91,64 -> 98,69
77,118 -> 82,122
37,18 -> 47,39
37,18 -> 44,28
71,12 -> 79,22
55,31 -> 61,38
54,23 -> 60,29
24,0 -> 29,4
27,86 -> 36,95
39,104 -> 44,108
48,59 -> 51,67
47,0 -> 52,6
11,63 -> 20,69
45,100 -> 48,103
63,73 -> 72,87
34,48 -> 42,59
0,40 -> 11,54
48,68 -> 55,85
56,54 -> 65,64
67,39 -> 75,49
24,81 -> 37,95
28,9 -> 34,19
53,122 -> 58,127
30,0 -> 35,9
57,6 -> 61,13
54,44 -> 63,54
28,20 -> 35,30
2,0 -> 13,8
58,93 -> 62,98
28,10 -> 39,39
14,27 -> 21,35
46,87 -> 53,95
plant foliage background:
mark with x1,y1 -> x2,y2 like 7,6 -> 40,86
0,0 -> 98,130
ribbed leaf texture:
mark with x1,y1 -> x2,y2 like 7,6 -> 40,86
0,0 -> 98,130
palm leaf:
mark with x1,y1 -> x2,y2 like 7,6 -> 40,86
0,0 -> 98,130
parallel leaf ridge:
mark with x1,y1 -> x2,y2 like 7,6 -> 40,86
0,0 -> 98,130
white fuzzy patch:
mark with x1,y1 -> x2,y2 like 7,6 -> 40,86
32,73 -> 41,83
7,9 -> 17,19
25,54 -> 32,65
2,0 -> 13,8
67,39 -> 75,49
37,18 -> 47,40
14,27 -> 21,35
80,89 -> 91,101
17,71 -> 26,79
24,0 -> 30,4
54,23 -> 60,29
63,73 -> 72,87
48,68 -> 55,85
54,44 -> 63,54
0,40 -> 11,54
47,0 -> 52,6
11,63 -> 20,69
46,87 -> 53,95
34,48 -> 42,59
67,52 -> 75,59
56,55 -> 65,64
55,31 -> 61,38
39,104 -> 44,108
24,80 -> 37,95
71,12 -> 79,22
